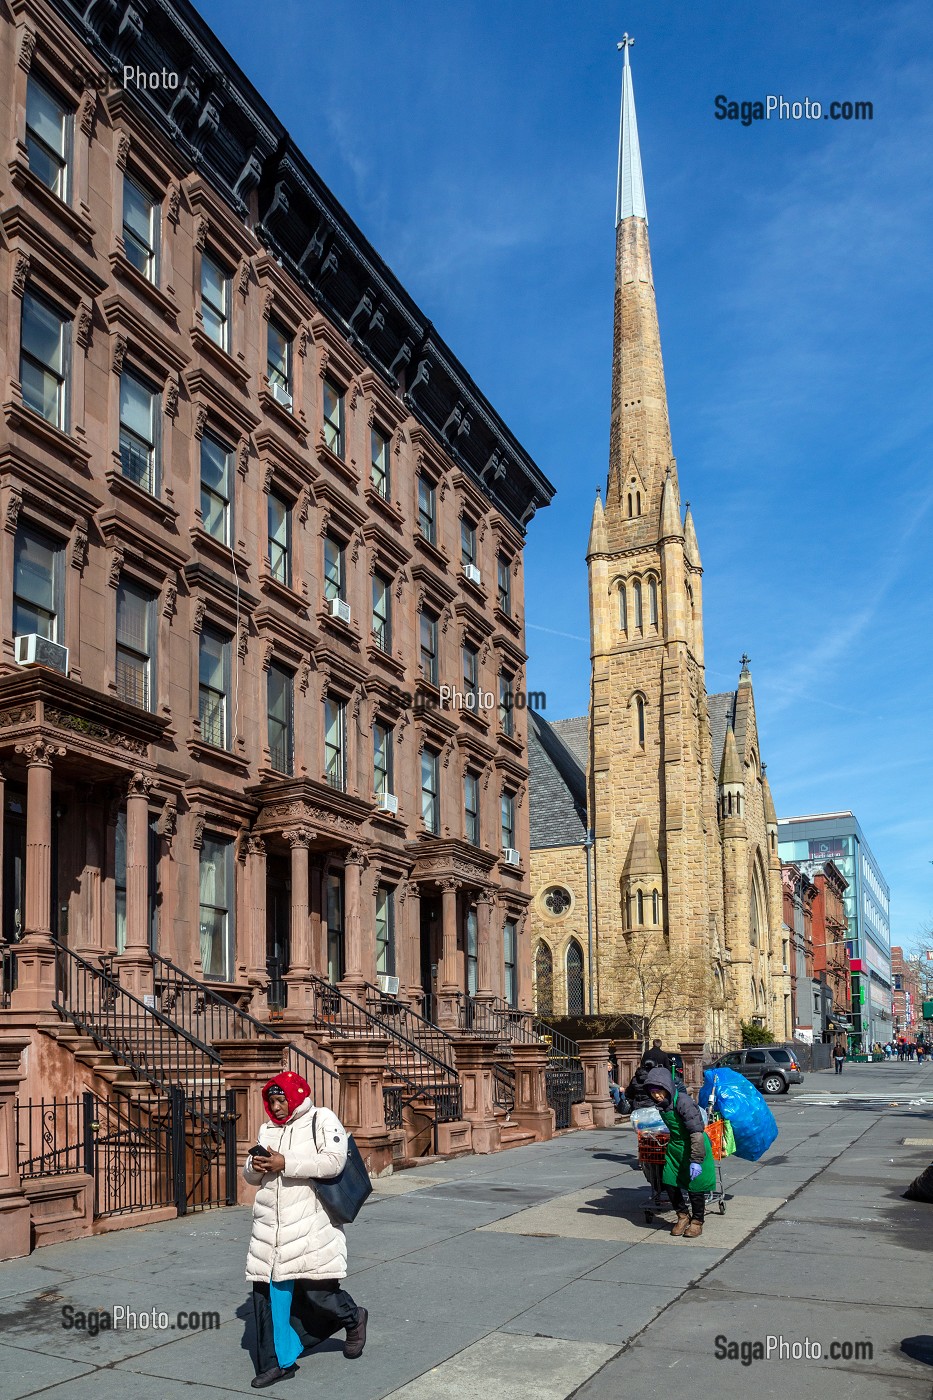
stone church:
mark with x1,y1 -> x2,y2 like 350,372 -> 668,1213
529,41 -> 786,1050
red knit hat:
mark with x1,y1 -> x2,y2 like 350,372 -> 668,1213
261,1071 -> 311,1121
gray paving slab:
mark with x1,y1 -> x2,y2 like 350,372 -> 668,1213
381,1331 -> 618,1399
501,1277 -> 682,1345
581,1241 -> 729,1286
0,1340 -> 96,1400
748,1219 -> 920,1260
702,1245 -> 929,1307
399,1224 -> 627,1280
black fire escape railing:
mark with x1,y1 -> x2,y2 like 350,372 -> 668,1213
308,974 -> 462,1148
150,951 -> 339,1111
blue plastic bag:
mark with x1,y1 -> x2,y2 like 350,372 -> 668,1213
699,1067 -> 777,1161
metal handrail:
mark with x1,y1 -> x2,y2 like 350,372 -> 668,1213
1,944 -> 16,1010
360,979 -> 458,1070
150,951 -> 339,1109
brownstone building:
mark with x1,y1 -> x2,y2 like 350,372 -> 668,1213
811,861 -> 852,1040
0,0 -> 556,1242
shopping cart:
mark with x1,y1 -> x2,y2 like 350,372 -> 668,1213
637,1117 -> 728,1222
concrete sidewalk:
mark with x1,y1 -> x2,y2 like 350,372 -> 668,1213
0,1061 -> 930,1399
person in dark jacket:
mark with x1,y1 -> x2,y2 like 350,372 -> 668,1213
625,1065 -> 655,1111
641,1039 -> 674,1072
644,1066 -> 715,1238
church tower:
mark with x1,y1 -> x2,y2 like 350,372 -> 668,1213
587,37 -> 723,1037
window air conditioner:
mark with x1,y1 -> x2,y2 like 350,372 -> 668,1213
270,382 -> 293,410
376,974 -> 400,996
15,633 -> 69,675
329,598 -> 351,625
502,847 -> 521,867
377,793 -> 398,815
463,563 -> 482,586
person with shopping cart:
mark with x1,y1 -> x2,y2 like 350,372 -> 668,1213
643,1066 -> 716,1238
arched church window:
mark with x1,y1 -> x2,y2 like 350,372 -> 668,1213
627,493 -> 634,518
633,579 -> 643,629
636,491 -> 641,515
534,941 -> 554,1016
751,978 -> 758,1010
648,577 -> 658,627
636,889 -> 644,924
619,584 -> 627,632
652,889 -> 660,924
635,694 -> 646,747
566,939 -> 584,1015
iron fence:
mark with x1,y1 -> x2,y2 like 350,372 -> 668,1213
16,1098 -> 88,1179
546,1067 -> 585,1130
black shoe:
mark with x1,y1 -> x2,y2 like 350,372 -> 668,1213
251,1364 -> 298,1388
343,1307 -> 368,1359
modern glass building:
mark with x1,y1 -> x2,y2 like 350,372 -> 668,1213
778,812 -> 891,1049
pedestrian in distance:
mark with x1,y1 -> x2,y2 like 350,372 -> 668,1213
643,1065 -> 715,1238
641,1038 -> 674,1072
244,1072 -> 368,1389
833,1040 -> 846,1075
607,1058 -> 625,1114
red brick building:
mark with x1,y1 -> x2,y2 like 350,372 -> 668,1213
810,861 -> 851,1039
891,946 -> 921,1039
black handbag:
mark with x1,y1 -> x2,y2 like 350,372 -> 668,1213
310,1112 -> 373,1225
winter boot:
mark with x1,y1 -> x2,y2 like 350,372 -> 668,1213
670,1213 -> 691,1237
343,1307 -> 368,1359
251,1364 -> 298,1389
684,1219 -> 704,1238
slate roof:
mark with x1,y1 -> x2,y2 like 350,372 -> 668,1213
528,711 -> 588,849
550,716 -> 589,772
707,692 -> 737,778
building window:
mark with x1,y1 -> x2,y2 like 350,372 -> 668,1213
26,76 -> 70,199
462,643 -> 479,705
636,889 -> 644,924
499,672 -> 514,737
619,585 -> 627,631
503,919 -> 517,1008
501,791 -> 515,851
544,886 -> 571,916
116,579 -> 155,709
373,720 -> 393,798
267,491 -> 291,585
375,885 -> 395,977
497,555 -> 512,616
566,939 -> 585,1015
421,748 -> 440,834
648,576 -> 659,628
372,572 -> 391,652
201,253 -> 230,350
633,579 -> 643,629
199,835 -> 235,981
465,906 -> 478,995
419,610 -> 438,686
461,519 -> 477,568
324,695 -> 347,791
326,871 -> 344,983
371,426 -> 390,499
267,320 -> 291,397
534,941 -> 554,1016
21,291 -> 68,429
119,370 -> 159,495
417,476 -> 436,545
323,533 -> 345,602
13,526 -> 61,641
122,174 -> 159,281
464,771 -> 480,845
199,626 -> 230,749
652,888 -> 660,924
323,378 -> 344,457
200,433 -> 233,543
635,695 -> 646,747
267,662 -> 294,775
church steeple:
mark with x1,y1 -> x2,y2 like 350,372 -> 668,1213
607,35 -> 673,518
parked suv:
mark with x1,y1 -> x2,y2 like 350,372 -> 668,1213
711,1047 -> 804,1095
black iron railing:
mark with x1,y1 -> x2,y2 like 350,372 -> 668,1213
16,1097 -> 88,1179
309,974 -> 462,1146
150,951 -> 339,1110
361,979 -> 457,1071
1,944 -> 16,1009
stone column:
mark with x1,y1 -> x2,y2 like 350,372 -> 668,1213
214,1038 -> 287,1204
475,891 -> 494,1001
0,1037 -> 32,1259
613,1037 -> 642,1093
325,1036 -> 397,1175
11,739 -> 64,1013
116,772 -> 154,1001
452,1036 -> 501,1154
244,835 -> 268,1010
339,847 -> 366,1002
577,1038 -> 615,1128
284,829 -> 314,1013
510,1041 -> 554,1142
308,863 -> 325,976
679,1041 -> 706,1094
436,878 -> 461,1029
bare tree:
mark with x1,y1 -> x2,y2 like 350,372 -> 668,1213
615,933 -> 710,1051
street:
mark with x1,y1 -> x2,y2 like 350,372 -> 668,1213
0,1061 -> 930,1400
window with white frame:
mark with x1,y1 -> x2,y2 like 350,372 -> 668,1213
464,771 -> 480,845
116,578 -> 156,709
375,885 -> 395,977
501,791 -> 516,851
465,905 -> 478,995
326,871 -> 344,983
122,174 -> 159,281
324,694 -> 346,790
199,834 -> 235,980
25,76 -> 70,199
373,720 -> 393,798
267,662 -> 294,775
267,320 -> 291,396
21,291 -> 68,429
323,533 -> 345,603
198,626 -> 230,749
323,378 -> 345,457
421,747 -> 440,834
200,433 -> 233,543
503,918 -> 517,1008
201,253 -> 230,350
119,370 -> 159,494
13,525 -> 62,641
461,518 -> 477,569
372,572 -> 391,651
267,491 -> 291,585
417,476 -> 436,544
371,426 -> 390,499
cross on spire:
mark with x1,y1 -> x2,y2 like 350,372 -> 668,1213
740,653 -> 751,672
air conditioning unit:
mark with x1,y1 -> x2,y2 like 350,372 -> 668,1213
377,792 -> 398,815
329,598 -> 351,625
463,562 -> 482,586
376,974 -> 400,996
502,846 -> 521,867
15,633 -> 69,675
270,382 -> 293,410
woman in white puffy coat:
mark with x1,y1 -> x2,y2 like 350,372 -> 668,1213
244,1071 -> 367,1389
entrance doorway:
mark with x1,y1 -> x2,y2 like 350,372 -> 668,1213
419,896 -> 440,1015
266,860 -> 290,1010
2,801 -> 26,943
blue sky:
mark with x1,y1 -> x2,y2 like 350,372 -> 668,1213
199,0 -> 933,949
